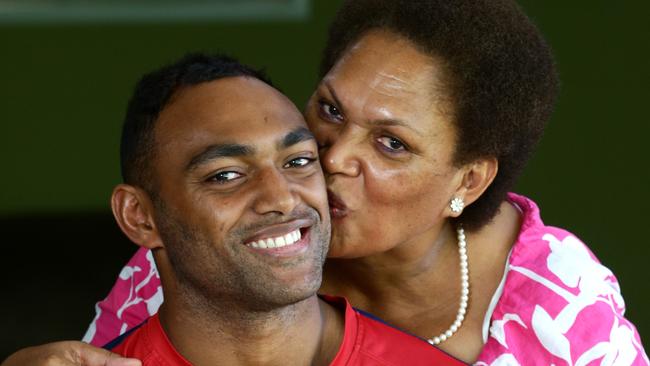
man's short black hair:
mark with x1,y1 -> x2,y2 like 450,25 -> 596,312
320,0 -> 559,231
120,53 -> 272,193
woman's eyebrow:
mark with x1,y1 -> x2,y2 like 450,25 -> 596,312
324,82 -> 347,115
372,118 -> 422,134
325,82 -> 421,134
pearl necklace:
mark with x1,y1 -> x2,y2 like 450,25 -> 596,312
427,226 -> 469,345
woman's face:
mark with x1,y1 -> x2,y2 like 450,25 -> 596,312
305,30 -> 466,258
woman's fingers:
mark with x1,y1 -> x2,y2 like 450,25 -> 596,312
1,341 -> 141,366
76,342 -> 141,366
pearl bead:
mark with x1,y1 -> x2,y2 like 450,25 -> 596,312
427,227 -> 469,346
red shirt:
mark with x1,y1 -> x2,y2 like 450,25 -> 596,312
108,296 -> 466,365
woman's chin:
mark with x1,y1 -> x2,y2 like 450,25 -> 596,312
325,236 -> 379,259
326,219 -> 394,259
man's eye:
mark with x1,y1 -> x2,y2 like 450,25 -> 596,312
318,100 -> 343,121
209,171 -> 243,183
377,136 -> 407,152
284,157 -> 317,168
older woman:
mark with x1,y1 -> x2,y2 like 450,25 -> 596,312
4,0 -> 647,365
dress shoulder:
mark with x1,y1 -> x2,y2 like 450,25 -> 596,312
475,193 -> 648,365
83,247 -> 163,346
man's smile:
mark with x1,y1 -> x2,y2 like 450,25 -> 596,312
245,228 -> 302,249
240,217 -> 318,257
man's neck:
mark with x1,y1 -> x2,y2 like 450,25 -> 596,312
158,294 -> 344,366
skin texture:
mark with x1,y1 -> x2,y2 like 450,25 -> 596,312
109,77 -> 341,366
309,30 -> 520,363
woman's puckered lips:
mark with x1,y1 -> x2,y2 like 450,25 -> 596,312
327,189 -> 348,218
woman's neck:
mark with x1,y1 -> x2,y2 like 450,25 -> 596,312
320,200 -> 522,363
322,221 -> 459,307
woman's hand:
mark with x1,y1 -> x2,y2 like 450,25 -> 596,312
1,341 -> 141,366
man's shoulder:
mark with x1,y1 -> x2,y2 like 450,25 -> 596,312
104,316 -> 153,360
105,314 -> 190,366
322,295 -> 466,365
352,309 -> 467,365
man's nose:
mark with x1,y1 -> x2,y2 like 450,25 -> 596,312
252,168 -> 299,216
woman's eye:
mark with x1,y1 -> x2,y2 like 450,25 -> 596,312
208,171 -> 243,183
318,100 -> 343,121
377,136 -> 407,152
284,157 -> 317,168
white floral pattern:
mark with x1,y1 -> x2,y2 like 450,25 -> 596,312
83,249 -> 162,345
476,194 -> 648,366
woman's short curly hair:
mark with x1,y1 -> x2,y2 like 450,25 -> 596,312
320,0 -> 559,231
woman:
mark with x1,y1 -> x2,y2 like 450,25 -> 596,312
5,0 -> 647,364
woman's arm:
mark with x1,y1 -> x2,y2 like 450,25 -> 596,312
1,249 -> 161,366
83,247 -> 163,346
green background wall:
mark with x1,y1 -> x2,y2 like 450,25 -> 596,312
1,0 -> 648,359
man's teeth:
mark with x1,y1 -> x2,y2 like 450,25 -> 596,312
247,229 -> 302,249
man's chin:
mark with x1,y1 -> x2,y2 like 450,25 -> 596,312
272,266 -> 323,296
242,281 -> 322,313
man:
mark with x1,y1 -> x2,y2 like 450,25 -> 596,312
1,54 -> 464,366
106,52 -> 340,365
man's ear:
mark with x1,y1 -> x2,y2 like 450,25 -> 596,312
449,157 -> 498,217
111,184 -> 164,249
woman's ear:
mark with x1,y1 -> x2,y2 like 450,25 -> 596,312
111,184 -> 164,249
450,158 -> 498,217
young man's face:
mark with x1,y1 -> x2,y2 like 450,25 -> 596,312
149,76 -> 330,310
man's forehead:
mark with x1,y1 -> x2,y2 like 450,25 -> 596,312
156,77 -> 303,143
152,77 -> 310,166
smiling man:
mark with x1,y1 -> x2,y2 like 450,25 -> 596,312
106,53 -> 337,366
46,54 -> 464,366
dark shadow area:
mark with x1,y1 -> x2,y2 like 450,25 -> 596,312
0,213 -> 136,360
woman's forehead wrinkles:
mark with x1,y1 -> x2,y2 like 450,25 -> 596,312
368,71 -> 419,98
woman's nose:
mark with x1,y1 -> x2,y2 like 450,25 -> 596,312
320,131 -> 361,177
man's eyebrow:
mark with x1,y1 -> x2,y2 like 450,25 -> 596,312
186,143 -> 254,172
279,127 -> 315,149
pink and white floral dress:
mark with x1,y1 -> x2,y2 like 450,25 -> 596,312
84,193 -> 648,365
